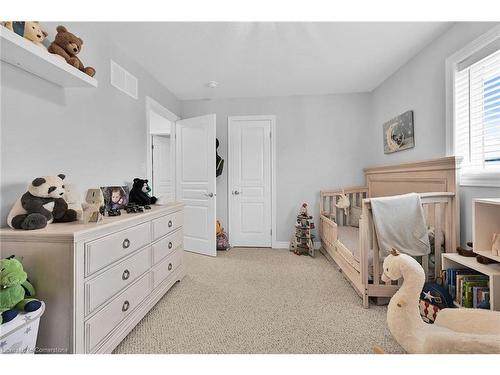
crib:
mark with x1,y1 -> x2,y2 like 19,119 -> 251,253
319,157 -> 461,308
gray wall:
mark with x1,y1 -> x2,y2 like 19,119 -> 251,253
181,94 -> 371,242
368,22 -> 500,245
2,21 -> 499,246
1,22 -> 180,226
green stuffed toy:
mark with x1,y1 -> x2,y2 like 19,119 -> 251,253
0,256 -> 41,324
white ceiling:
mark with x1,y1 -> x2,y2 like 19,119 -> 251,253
107,22 -> 452,100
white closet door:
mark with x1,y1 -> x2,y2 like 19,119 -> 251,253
175,114 -> 216,256
229,117 -> 272,247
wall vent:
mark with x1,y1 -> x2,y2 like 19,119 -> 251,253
110,60 -> 138,99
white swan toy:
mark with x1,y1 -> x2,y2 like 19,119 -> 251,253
381,248 -> 500,354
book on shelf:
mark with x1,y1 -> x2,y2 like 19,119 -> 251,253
463,280 -> 488,308
457,274 -> 488,305
445,268 -> 490,309
472,287 -> 490,308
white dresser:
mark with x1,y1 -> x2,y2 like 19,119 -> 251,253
0,203 -> 185,353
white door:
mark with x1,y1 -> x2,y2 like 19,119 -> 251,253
229,116 -> 272,247
176,114 -> 217,256
152,135 -> 173,201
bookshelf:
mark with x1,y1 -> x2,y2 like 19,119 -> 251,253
442,253 -> 500,311
473,198 -> 500,263
0,27 -> 97,88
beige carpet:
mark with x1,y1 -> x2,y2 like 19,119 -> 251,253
114,248 -> 403,354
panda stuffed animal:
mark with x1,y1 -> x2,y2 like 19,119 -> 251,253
7,174 -> 78,230
129,178 -> 157,206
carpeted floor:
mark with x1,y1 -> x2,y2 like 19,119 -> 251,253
114,248 -> 404,354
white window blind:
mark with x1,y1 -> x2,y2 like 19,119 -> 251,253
454,48 -> 500,172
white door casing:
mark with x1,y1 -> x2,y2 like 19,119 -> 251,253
152,135 -> 173,201
228,116 -> 274,247
176,114 -> 217,256
146,96 -> 178,200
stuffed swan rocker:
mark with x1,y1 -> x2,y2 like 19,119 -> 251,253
382,249 -> 500,354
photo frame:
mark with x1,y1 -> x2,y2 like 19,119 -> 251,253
100,186 -> 129,210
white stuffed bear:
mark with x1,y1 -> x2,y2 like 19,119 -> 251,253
63,184 -> 83,221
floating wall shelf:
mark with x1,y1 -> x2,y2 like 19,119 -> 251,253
0,27 -> 97,88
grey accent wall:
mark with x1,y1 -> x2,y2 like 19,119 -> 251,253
181,94 -> 371,242
0,22 -> 180,226
368,22 -> 500,245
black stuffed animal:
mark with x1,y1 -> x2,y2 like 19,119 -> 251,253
129,178 -> 157,206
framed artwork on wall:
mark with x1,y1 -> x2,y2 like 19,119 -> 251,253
383,110 -> 415,154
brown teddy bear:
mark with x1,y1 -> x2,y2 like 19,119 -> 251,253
48,25 -> 95,77
3,21 -> 48,49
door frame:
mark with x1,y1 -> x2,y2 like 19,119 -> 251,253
227,115 -> 277,248
145,96 -> 179,198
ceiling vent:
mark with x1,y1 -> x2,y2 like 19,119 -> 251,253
110,60 -> 138,99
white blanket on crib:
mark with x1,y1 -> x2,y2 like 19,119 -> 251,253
370,192 -> 431,257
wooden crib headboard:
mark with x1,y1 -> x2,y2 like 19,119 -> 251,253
364,156 -> 461,250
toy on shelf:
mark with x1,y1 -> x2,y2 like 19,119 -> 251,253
63,183 -> 83,221
107,208 -> 121,217
379,248 -> 500,354
0,256 -> 42,324
3,21 -> 48,49
126,203 -> 144,214
129,178 -> 157,206
82,189 -> 104,223
47,25 -> 95,77
492,233 -> 500,257
7,174 -> 78,230
290,203 -> 315,257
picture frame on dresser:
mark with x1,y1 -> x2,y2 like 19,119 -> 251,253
0,203 -> 184,353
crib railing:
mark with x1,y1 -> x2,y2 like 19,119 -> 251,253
320,186 -> 369,226
360,192 -> 455,285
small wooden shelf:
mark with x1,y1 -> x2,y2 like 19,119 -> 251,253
473,198 -> 500,262
442,253 -> 500,311
0,26 -> 97,88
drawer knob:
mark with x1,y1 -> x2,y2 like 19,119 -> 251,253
122,269 -> 130,280
168,263 -> 173,271
168,220 -> 173,228
122,238 -> 130,249
122,300 -> 130,312
168,241 -> 173,249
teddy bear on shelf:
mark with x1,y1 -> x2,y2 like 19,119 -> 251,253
0,256 -> 42,324
48,25 -> 95,77
3,21 -> 48,49
129,178 -> 157,206
7,174 -> 78,230
63,183 -> 83,221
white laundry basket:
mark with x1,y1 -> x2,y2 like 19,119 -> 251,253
0,302 -> 45,354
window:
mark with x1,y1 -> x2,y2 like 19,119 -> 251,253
454,49 -> 500,175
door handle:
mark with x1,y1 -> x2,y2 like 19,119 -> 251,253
204,192 -> 214,198
233,190 -> 241,195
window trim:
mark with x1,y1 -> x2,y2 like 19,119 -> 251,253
445,24 -> 500,187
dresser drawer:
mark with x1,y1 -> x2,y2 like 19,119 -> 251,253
152,210 -> 183,241
85,246 -> 151,315
85,222 -> 151,276
152,228 -> 183,265
153,248 -> 183,289
85,272 -> 152,353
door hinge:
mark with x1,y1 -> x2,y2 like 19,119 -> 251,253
269,131 -> 272,139
270,228 -> 272,235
